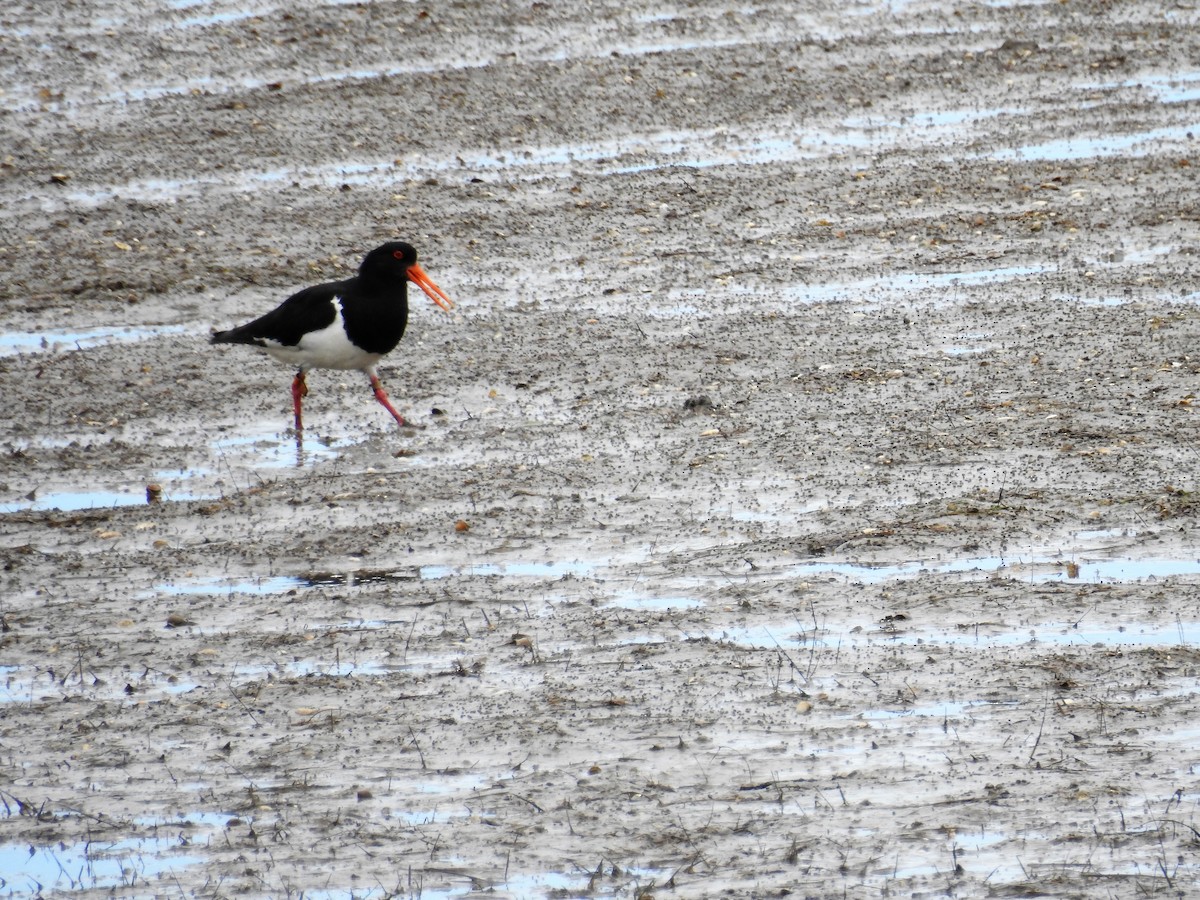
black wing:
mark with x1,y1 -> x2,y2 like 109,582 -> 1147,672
211,279 -> 350,348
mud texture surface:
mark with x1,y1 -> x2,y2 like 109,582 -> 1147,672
3,1 -> 1200,897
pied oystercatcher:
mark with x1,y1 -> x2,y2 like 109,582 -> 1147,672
211,241 -> 454,432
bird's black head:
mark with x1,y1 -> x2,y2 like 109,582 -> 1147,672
360,241 -> 419,280
357,241 -> 456,311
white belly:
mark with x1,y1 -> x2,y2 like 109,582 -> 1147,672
262,316 -> 382,372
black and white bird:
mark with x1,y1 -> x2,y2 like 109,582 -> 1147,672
211,241 -> 454,432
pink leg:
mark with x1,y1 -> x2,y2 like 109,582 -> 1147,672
369,374 -> 407,426
291,371 -> 308,432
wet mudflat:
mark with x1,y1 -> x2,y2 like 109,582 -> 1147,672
3,0 -> 1200,897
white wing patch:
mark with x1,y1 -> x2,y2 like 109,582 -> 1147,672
261,296 -> 383,371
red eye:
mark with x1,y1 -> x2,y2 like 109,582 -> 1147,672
393,250 -> 404,260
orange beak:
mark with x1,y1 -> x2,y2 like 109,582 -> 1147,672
407,262 -> 455,311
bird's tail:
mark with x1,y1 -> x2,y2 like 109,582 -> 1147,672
210,327 -> 255,345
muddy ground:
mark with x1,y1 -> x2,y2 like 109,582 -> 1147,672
3,0 -> 1200,897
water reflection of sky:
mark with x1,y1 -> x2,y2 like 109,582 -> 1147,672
0,324 -> 187,357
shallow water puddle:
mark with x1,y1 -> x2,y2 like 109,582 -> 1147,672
715,262 -> 1053,308
853,698 -> 1020,721
1071,526 -> 1139,541
158,567 -> 422,596
0,480 -> 205,513
991,121 -> 1199,162
0,324 -> 187,357
306,569 -> 420,588
285,658 -> 387,678
136,811 -> 233,830
157,574 -> 299,596
946,619 -> 1200,648
160,557 -> 611,596
420,558 -> 607,579
375,770 -> 501,826
662,242 -> 1175,313
891,843 -> 1196,887
722,617 -> 1200,651
0,663 -> 199,704
1085,70 -> 1200,105
154,546 -> 1200,609
500,867 -> 670,898
941,343 -> 995,356
606,592 -> 703,610
211,427 -> 350,468
233,657 -> 390,681
0,831 -> 205,893
410,770 -> 495,797
410,865 -> 671,899
784,553 -> 1200,584
813,825 -> 1018,883
885,828 -> 1026,883
0,657 -> 395,705
0,443 -> 219,513
394,807 -> 472,827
